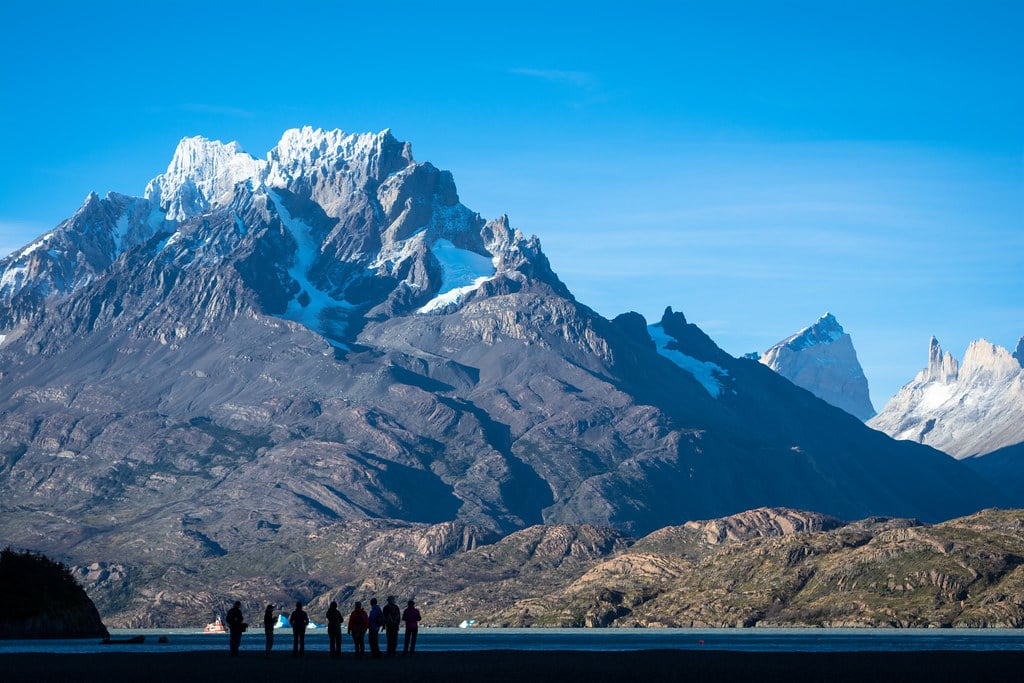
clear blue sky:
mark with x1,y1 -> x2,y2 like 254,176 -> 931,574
1,0 -> 1021,408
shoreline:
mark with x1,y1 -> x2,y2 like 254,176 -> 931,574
3,649 -> 1023,682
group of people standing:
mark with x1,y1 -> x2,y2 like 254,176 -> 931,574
226,597 -> 421,658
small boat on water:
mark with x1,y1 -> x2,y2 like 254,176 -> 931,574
203,615 -> 227,634
459,619 -> 477,629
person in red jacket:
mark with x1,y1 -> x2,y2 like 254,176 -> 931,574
347,601 -> 369,659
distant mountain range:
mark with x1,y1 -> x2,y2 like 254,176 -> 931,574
755,317 -> 1024,504
0,128 -> 1012,625
869,336 -> 1024,458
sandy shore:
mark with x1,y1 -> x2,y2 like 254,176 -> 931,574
2,649 -> 1023,682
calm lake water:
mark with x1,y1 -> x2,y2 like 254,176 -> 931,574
2,627 -> 1023,654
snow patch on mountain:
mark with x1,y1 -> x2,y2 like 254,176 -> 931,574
869,337 -> 1024,458
419,239 -> 496,313
648,323 -> 727,397
270,191 -> 353,349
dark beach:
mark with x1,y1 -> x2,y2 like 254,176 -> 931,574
3,649 -> 1022,682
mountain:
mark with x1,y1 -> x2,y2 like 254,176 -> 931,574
757,313 -> 875,420
868,336 -> 1024,458
0,128 -> 1008,625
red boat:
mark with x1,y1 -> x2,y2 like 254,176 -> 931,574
203,615 -> 227,634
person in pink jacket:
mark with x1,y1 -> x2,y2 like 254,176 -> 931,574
402,599 -> 421,655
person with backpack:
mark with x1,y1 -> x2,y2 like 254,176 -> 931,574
382,595 -> 401,656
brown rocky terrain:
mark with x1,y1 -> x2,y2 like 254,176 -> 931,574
67,507 -> 1024,629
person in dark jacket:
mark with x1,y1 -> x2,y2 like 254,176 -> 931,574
262,604 -> 276,657
289,601 -> 310,657
326,601 -> 343,658
382,595 -> 401,657
225,601 -> 245,657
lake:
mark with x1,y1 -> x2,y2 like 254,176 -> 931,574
2,627 -> 1022,654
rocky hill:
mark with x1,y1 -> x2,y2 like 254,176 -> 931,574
0,128 -> 1009,626
73,507 -> 1024,629
0,548 -> 108,638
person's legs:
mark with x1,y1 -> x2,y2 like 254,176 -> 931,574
387,627 -> 398,655
409,628 -> 417,654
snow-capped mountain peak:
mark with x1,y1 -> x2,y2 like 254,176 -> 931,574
265,127 -> 411,191
869,336 -> 1024,458
777,312 -> 846,351
759,313 -> 875,420
144,135 -> 265,221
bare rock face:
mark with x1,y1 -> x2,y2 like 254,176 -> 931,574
869,336 -> 1024,458
759,313 -> 875,420
0,128 -> 1007,626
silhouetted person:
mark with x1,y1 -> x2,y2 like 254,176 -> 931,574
402,599 -> 421,655
326,600 -> 343,658
263,604 -> 276,657
367,597 -> 383,658
226,601 -> 245,657
382,595 -> 401,656
348,601 -> 369,658
290,601 -> 310,657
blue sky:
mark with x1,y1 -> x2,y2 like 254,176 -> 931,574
1,0 -> 1021,407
